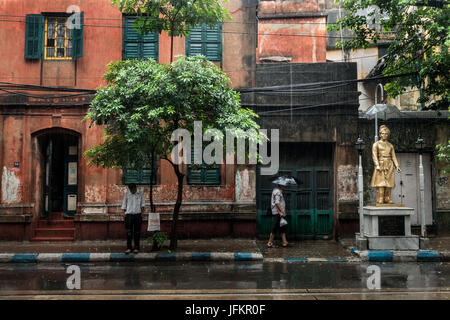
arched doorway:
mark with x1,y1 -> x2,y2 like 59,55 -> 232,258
33,128 -> 80,220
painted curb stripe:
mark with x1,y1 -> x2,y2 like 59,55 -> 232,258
368,251 -> 393,262
11,254 -> 37,263
0,254 -> 14,263
110,253 -> 135,261
417,250 -> 440,262
234,253 -> 253,261
61,253 -> 90,262
327,258 -> 348,262
211,252 -> 232,260
284,258 -> 308,262
192,252 -> 211,261
37,253 -> 61,262
89,253 -> 111,261
156,253 -> 176,261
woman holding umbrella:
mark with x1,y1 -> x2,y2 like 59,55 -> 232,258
267,176 -> 296,248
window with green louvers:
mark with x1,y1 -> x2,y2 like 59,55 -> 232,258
186,23 -> 222,62
122,159 -> 158,185
123,16 -> 158,60
187,145 -> 221,185
123,168 -> 157,185
25,13 -> 84,60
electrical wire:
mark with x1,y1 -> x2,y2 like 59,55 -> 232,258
0,18 -> 397,41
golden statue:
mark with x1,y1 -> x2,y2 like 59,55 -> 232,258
370,125 -> 401,204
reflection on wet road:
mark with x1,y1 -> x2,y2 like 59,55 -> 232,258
0,261 -> 449,293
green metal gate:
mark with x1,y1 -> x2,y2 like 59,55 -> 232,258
256,143 -> 334,240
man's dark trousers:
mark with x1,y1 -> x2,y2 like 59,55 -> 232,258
125,213 -> 142,250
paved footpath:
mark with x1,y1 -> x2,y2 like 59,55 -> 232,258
0,237 -> 449,263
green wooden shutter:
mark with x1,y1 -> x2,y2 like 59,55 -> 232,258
187,145 -> 221,185
204,166 -> 221,185
72,12 -> 84,59
186,26 -> 203,56
141,168 -> 157,185
123,166 -> 157,185
123,168 -> 140,184
141,31 -> 158,59
123,16 -> 158,60
25,14 -> 44,59
186,24 -> 221,61
123,16 -> 140,59
123,169 -> 156,185
205,24 -> 222,61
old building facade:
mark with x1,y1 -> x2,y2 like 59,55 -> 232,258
0,0 -> 448,242
0,0 -> 258,241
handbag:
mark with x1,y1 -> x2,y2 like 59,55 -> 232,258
280,217 -> 288,227
147,210 -> 160,232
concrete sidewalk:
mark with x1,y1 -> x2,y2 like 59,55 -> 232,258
0,236 -> 449,263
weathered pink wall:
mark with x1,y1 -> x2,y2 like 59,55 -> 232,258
257,1 -> 326,63
257,17 -> 327,63
0,0 -> 122,89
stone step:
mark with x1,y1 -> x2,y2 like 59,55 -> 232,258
37,220 -> 74,228
33,228 -> 75,239
31,236 -> 74,242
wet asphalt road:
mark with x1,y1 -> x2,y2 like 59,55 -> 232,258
0,261 -> 449,298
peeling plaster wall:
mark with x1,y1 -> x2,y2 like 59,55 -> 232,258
235,168 -> 256,202
337,165 -> 358,201
1,167 -> 21,204
436,171 -> 450,210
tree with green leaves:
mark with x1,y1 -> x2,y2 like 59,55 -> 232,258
329,0 -> 449,110
84,56 -> 262,250
111,0 -> 231,62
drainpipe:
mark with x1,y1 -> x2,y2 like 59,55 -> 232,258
339,3 -> 346,62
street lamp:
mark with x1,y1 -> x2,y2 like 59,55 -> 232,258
415,136 -> 426,238
355,137 -> 365,237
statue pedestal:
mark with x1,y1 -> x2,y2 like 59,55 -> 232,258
362,206 -> 419,250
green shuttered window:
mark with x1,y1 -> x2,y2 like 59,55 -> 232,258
187,146 -> 221,185
186,24 -> 222,61
123,16 -> 159,60
123,168 -> 157,185
25,13 -> 84,59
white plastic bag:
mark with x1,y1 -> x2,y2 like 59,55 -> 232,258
280,217 -> 288,227
147,211 -> 160,231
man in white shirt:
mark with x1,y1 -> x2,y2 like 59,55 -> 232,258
121,183 -> 146,254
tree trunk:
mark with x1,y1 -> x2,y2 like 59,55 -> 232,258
149,150 -> 156,212
169,163 -> 184,250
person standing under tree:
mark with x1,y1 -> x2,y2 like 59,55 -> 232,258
370,125 -> 401,204
121,183 -> 146,254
